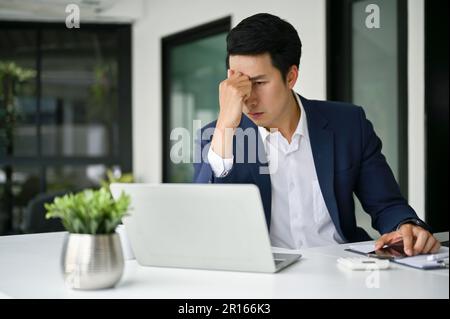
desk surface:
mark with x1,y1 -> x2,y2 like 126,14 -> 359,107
0,232 -> 448,299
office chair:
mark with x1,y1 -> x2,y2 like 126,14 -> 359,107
22,191 -> 69,234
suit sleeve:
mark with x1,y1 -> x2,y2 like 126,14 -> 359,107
193,127 -> 237,184
193,127 -> 214,183
354,107 -> 426,234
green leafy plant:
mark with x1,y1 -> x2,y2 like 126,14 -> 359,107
0,62 -> 36,233
100,168 -> 134,189
0,61 -> 36,150
45,187 -> 130,234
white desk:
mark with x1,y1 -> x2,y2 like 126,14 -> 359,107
0,232 -> 448,299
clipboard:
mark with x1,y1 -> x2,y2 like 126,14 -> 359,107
345,244 -> 449,270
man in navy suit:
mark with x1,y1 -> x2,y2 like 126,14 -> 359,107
193,13 -> 440,255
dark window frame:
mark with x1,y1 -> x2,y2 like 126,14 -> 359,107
161,16 -> 231,182
326,0 -> 408,197
425,0 -> 449,231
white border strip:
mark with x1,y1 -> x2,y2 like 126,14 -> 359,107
407,0 -> 425,220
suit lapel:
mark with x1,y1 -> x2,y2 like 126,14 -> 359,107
301,96 -> 345,240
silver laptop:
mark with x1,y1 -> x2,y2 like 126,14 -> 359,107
110,183 -> 301,273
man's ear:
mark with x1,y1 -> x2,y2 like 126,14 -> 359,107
286,65 -> 299,89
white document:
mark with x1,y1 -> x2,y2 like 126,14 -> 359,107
393,247 -> 448,269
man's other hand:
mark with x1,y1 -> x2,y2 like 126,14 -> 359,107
374,224 -> 441,256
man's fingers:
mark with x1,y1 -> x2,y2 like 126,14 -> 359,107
399,225 -> 414,256
223,70 -> 251,102
226,75 -> 251,89
386,247 -> 402,257
423,236 -> 437,254
375,231 -> 404,249
238,89 -> 251,101
235,80 -> 251,87
228,69 -> 239,78
374,234 -> 388,250
377,226 -> 441,257
243,87 -> 252,100
236,81 -> 252,92
375,232 -> 398,250
228,69 -> 238,79
232,71 -> 247,80
234,75 -> 251,85
412,230 -> 428,255
430,240 -> 441,254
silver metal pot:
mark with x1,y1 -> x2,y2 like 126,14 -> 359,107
61,233 -> 124,290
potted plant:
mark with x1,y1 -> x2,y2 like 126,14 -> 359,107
45,187 -> 130,290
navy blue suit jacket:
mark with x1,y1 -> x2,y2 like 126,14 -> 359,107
193,95 -> 421,242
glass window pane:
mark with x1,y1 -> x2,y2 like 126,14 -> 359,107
40,29 -> 119,157
352,0 -> 401,238
46,164 -> 107,192
0,29 -> 38,157
167,32 -> 227,182
352,0 -> 399,179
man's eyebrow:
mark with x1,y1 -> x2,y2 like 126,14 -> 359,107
249,75 -> 268,81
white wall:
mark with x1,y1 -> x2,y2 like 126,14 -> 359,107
132,0 -> 327,183
0,0 -> 143,22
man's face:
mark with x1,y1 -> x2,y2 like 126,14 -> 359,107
229,53 -> 294,129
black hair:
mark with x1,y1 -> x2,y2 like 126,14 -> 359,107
226,13 -> 302,80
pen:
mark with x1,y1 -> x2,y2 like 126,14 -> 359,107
426,252 -> 449,261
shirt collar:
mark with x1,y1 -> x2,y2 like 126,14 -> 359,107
258,92 -> 308,143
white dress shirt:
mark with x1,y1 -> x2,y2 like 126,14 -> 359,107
208,93 -> 345,249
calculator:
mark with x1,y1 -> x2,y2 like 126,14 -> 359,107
337,257 -> 390,270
